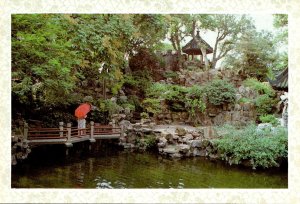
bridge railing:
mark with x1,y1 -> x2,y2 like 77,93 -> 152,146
23,121 -> 122,142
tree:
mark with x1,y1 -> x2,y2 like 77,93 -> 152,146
222,30 -> 276,81
272,14 -> 288,74
12,14 -> 79,108
209,15 -> 254,69
165,14 -> 190,59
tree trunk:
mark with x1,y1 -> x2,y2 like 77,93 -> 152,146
211,59 -> 217,69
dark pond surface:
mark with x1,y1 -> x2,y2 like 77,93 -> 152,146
11,144 -> 288,188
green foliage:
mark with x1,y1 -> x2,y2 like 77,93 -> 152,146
123,71 -> 153,91
141,98 -> 162,115
140,112 -> 149,119
223,30 -> 276,80
144,135 -> 157,150
238,97 -> 253,104
243,78 -> 275,97
97,99 -> 122,117
185,98 -> 206,117
243,78 -> 277,115
129,48 -> 163,76
204,79 -> 236,106
12,14 -> 79,106
259,114 -> 280,126
163,71 -> 179,79
215,124 -> 288,169
255,95 -> 277,115
273,14 -> 288,28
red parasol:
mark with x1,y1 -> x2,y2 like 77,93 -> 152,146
75,103 -> 92,119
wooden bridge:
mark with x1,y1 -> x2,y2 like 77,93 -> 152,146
23,121 -> 123,147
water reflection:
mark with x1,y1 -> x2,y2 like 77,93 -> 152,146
12,151 -> 287,188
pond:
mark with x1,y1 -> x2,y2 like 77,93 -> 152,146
11,145 -> 287,188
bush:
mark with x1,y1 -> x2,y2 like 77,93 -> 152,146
259,114 -> 280,126
145,83 -> 206,116
140,112 -> 149,119
204,79 -> 236,106
238,97 -> 253,104
164,71 -> 179,79
141,98 -> 162,115
214,124 -> 288,169
243,78 -> 275,97
255,94 -> 277,115
97,99 -> 122,117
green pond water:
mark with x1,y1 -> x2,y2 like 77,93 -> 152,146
11,145 -> 288,188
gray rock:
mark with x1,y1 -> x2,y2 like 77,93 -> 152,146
165,133 -> 174,141
178,144 -> 190,153
193,148 -> 206,157
124,107 -> 131,115
172,135 -> 179,140
232,111 -> 241,121
157,142 -> 166,148
191,131 -> 200,138
234,104 -> 241,111
159,137 -> 167,144
119,120 -> 132,130
238,85 -> 246,94
235,94 -> 242,101
185,134 -> 193,140
256,123 -> 273,134
141,128 -> 152,134
182,134 -> 193,143
191,140 -> 202,148
175,127 -> 186,136
163,145 -> 179,153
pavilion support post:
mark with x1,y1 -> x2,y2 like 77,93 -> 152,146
23,122 -> 28,140
200,47 -> 209,71
59,122 -> 64,138
89,121 -> 95,143
65,123 -> 73,147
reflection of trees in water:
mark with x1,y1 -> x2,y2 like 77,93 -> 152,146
12,152 -> 288,188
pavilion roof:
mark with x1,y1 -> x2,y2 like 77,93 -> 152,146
182,31 -> 213,55
268,68 -> 288,90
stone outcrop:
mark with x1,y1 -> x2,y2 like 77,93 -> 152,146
119,121 -> 220,159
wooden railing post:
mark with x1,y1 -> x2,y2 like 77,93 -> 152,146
89,121 -> 95,142
65,123 -> 73,147
23,122 -> 28,140
59,122 -> 64,138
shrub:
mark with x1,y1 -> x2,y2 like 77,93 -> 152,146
140,112 -> 149,119
255,94 -> 277,115
204,79 -> 236,106
141,98 -> 162,115
123,71 -> 153,95
185,98 -> 206,116
243,78 -> 275,97
238,97 -> 253,104
259,114 -> 280,126
214,124 -> 288,169
164,71 -> 179,79
97,99 -> 122,117
145,83 -> 206,116
144,135 -> 157,150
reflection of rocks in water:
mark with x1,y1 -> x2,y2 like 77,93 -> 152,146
95,177 -> 113,189
75,163 -> 84,187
